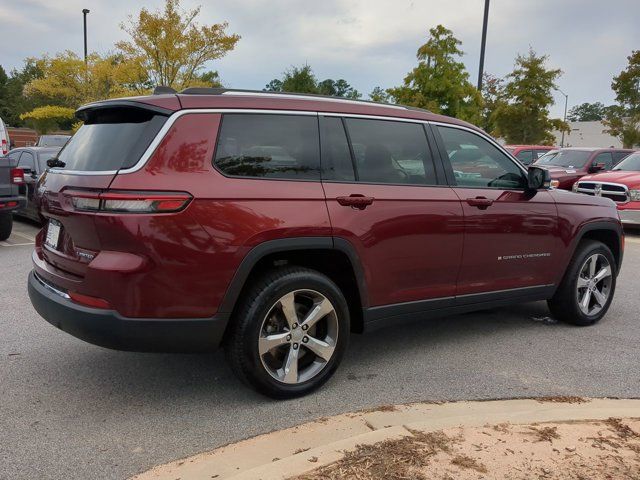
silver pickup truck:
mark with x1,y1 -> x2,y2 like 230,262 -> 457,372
0,156 -> 27,240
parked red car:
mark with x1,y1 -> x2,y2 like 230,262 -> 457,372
504,145 -> 556,165
28,89 -> 624,398
534,147 -> 635,190
574,151 -> 640,227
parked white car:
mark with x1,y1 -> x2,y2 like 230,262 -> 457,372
0,117 -> 9,155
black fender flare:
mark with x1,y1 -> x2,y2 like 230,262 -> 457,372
569,220 -> 624,273
218,236 -> 368,314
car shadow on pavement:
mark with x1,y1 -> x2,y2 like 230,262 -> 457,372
37,300 -> 567,408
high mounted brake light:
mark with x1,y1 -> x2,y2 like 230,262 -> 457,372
66,190 -> 192,213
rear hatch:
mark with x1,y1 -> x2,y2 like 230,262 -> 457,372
37,102 -> 171,278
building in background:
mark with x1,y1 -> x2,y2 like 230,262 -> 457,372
552,121 -> 621,148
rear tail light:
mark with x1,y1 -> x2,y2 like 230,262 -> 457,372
10,168 -> 24,184
1,139 -> 7,155
69,291 -> 111,309
66,190 -> 192,213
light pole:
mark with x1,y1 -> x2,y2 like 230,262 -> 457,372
556,88 -> 569,147
82,9 -> 90,63
477,0 -> 490,91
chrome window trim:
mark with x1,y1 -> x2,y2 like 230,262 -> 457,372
47,109 -> 319,176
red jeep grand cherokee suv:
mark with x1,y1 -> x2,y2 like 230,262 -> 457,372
28,89 -> 624,398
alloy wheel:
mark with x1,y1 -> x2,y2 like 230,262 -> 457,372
258,289 -> 339,384
576,253 -> 612,316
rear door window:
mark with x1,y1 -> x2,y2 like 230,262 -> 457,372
214,114 -> 320,180
18,151 -> 35,172
612,151 -> 631,164
515,150 -> 533,164
55,107 -> 167,172
343,118 -> 437,185
593,152 -> 614,170
320,117 -> 355,181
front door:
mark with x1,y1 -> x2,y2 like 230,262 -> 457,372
320,115 -> 464,308
433,124 -> 562,298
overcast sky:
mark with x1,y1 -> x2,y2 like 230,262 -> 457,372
1,0 -> 638,118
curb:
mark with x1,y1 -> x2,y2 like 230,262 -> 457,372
131,398 -> 640,480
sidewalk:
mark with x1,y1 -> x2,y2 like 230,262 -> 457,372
132,398 -> 640,480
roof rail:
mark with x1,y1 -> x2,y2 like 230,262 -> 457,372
176,87 -> 429,113
153,86 -> 177,95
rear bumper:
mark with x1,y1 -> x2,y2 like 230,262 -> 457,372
0,195 -> 26,212
28,270 -> 229,352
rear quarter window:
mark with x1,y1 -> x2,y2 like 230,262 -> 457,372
214,114 -> 320,180
55,107 -> 167,172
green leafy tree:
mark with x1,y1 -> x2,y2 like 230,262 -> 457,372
567,102 -> 607,122
369,86 -> 390,103
479,72 -> 504,133
492,49 -> 568,145
117,0 -> 240,90
265,65 -> 361,98
0,62 -> 45,126
604,51 -> 640,148
20,106 -> 76,133
387,25 -> 482,122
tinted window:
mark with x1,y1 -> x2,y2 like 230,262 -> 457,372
437,126 -> 526,189
56,108 -> 167,171
320,117 -> 355,181
18,151 -> 35,171
7,151 -> 21,162
533,149 -> 552,159
515,150 -> 534,164
612,151 -> 631,163
214,114 -> 320,180
613,152 -> 640,171
593,152 -> 613,170
345,118 -> 436,185
537,150 -> 591,168
38,152 -> 58,172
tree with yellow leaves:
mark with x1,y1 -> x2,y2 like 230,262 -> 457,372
116,0 -> 240,90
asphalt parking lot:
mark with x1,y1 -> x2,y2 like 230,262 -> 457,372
2,218 -> 640,480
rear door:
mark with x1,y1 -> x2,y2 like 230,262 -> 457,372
321,115 -> 464,309
432,124 -> 562,298
37,105 -> 169,277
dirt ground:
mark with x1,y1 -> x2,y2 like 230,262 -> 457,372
295,417 -> 640,480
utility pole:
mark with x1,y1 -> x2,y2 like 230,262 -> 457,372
557,88 -> 569,147
82,9 -> 90,63
477,0 -> 490,91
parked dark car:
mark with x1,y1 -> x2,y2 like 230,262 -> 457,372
28,89 -> 624,398
8,147 -> 60,222
504,145 -> 556,165
0,153 -> 26,240
534,147 -> 635,190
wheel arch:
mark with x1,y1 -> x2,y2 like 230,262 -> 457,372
571,221 -> 623,274
218,237 -> 368,333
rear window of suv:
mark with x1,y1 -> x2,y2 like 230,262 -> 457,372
55,107 -> 167,172
214,114 -> 320,180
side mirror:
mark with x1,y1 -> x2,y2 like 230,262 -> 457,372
590,162 -> 606,173
527,166 -> 551,190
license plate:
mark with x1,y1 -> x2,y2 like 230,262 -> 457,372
45,220 -> 61,249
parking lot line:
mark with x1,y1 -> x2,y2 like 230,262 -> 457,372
11,231 -> 36,242
0,241 -> 34,247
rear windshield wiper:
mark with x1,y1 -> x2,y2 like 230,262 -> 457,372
47,158 -> 66,168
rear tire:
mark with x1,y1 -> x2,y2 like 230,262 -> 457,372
548,240 -> 616,326
225,266 -> 350,399
0,213 -> 12,241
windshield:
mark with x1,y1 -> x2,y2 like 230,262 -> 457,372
613,152 -> 640,171
536,150 -> 591,168
39,136 -> 70,147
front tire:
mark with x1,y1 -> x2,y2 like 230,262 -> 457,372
0,213 -> 12,241
225,267 -> 350,399
548,240 -> 616,326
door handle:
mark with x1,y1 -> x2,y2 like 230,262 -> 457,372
336,194 -> 374,210
466,196 -> 494,210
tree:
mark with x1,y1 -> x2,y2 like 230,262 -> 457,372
479,72 -> 504,133
387,25 -> 482,122
20,106 -> 75,133
604,51 -> 640,148
369,86 -> 390,103
567,102 -> 607,122
491,49 -> 568,145
117,0 -> 240,90
265,65 -> 361,98
0,61 -> 44,126
23,51 -> 147,108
